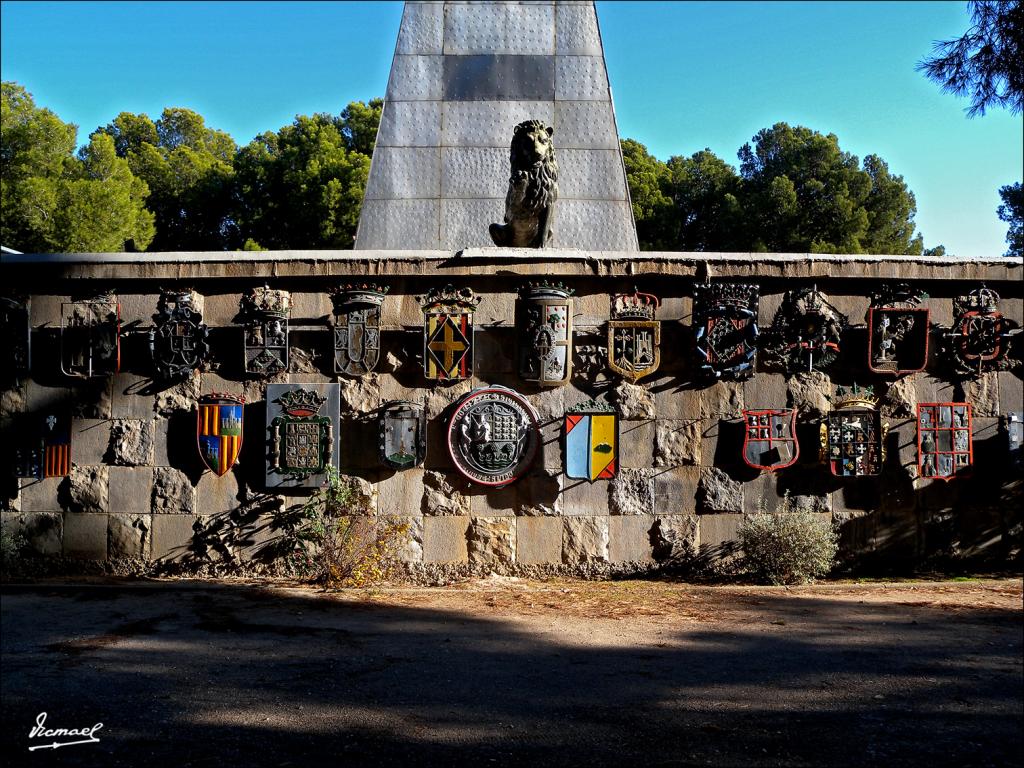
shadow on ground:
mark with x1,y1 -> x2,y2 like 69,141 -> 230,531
1,582 -> 1021,767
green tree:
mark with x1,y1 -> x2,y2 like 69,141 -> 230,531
96,108 -> 238,250
917,0 -> 1023,117
665,149 -> 744,251
997,181 -> 1023,256
621,138 -> 673,250
1,82 -> 153,252
233,102 -> 378,249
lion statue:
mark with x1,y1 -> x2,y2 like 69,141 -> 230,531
489,119 -> 558,248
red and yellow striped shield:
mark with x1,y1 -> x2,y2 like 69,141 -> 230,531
197,394 -> 244,476
42,413 -> 71,478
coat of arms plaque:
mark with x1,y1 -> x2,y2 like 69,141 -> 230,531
946,287 -> 1020,375
379,400 -> 427,470
418,285 -> 479,381
13,412 -> 71,479
608,290 -> 661,382
448,386 -> 539,487
917,402 -> 973,481
266,384 -> 340,489
820,386 -> 886,478
60,295 -> 120,378
242,286 -> 290,376
197,393 -> 245,476
694,283 -> 760,380
867,283 -> 930,376
742,408 -> 799,472
762,286 -> 847,374
332,284 -> 388,377
149,289 -> 211,379
564,400 -> 618,481
517,283 -> 573,386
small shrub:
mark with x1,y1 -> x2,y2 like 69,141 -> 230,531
279,467 -> 409,588
1,522 -> 28,578
739,498 -> 838,585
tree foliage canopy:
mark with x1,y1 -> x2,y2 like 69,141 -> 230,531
997,182 -> 1023,256
917,0 -> 1023,117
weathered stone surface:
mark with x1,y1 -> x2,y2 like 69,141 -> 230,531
60,465 -> 108,514
339,474 -> 378,515
72,418 -> 112,466
195,469 -> 245,517
562,517 -> 609,564
0,386 -> 26,418
2,511 -> 62,555
467,517 -> 516,567
788,371 -> 832,418
107,466 -> 153,516
619,420 -> 655,468
422,515 -> 469,563
609,468 -> 655,515
654,420 -> 701,467
152,467 -> 196,515
73,378 -> 112,419
698,513 -> 744,551
517,516 -> 562,564
111,374 -> 153,419
961,371 -> 999,417
517,471 -> 562,516
614,382 -> 655,420
154,372 -> 201,416
287,345 -> 321,375
377,469 -> 425,517
384,515 -> 423,563
63,513 -> 108,559
422,471 -> 471,516
650,515 -> 698,562
18,478 -> 63,513
151,514 -> 201,561
608,515 -> 656,563
560,474 -> 611,517
653,466 -> 700,515
884,376 -> 918,418
426,380 -> 473,419
696,467 -> 743,514
107,419 -> 154,466
702,381 -> 744,417
108,514 -> 150,559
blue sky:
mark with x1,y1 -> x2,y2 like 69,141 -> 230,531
2,1 -> 1020,256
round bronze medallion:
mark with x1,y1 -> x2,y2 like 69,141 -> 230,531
447,386 -> 539,487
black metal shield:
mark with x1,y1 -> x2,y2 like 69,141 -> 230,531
242,287 -> 290,376
418,285 -> 479,381
150,290 -> 211,379
0,296 -> 30,378
821,387 -> 885,478
917,402 -> 972,481
517,283 -> 573,386
867,284 -> 929,375
332,285 -> 387,377
947,288 -> 1020,375
762,286 -> 847,374
380,400 -> 426,469
60,296 -> 120,378
742,409 -> 799,471
608,291 -> 661,381
694,283 -> 759,380
448,386 -> 539,487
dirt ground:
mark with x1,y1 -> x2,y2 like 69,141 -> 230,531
2,577 -> 1021,767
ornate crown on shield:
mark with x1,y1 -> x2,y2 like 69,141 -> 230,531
694,283 -> 759,310
157,288 -> 198,312
869,282 -> 927,309
518,282 -> 574,300
611,290 -> 659,321
832,384 -> 880,410
330,283 -> 389,313
241,286 -> 291,318
416,284 -> 481,312
954,286 -> 1000,315
275,388 -> 327,417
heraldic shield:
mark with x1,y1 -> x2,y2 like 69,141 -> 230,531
517,283 -> 573,386
380,400 -> 426,470
762,286 -> 847,374
332,284 -> 387,377
608,291 -> 661,382
742,409 -> 798,472
918,402 -> 973,481
867,283 -> 929,376
61,295 -> 120,378
448,386 -> 539,487
13,412 -> 71,479
1007,412 -> 1024,471
242,286 -> 290,376
197,393 -> 244,476
419,285 -> 479,381
820,386 -> 886,478
267,385 -> 338,487
947,287 -> 1020,375
0,296 -> 30,377
564,400 -> 618,481
150,290 -> 211,380
694,283 -> 760,380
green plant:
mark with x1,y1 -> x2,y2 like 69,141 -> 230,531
739,494 -> 839,585
0,522 -> 28,577
279,467 -> 409,588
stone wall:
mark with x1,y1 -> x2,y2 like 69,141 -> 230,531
2,250 -> 1021,576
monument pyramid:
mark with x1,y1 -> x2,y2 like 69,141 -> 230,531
355,0 -> 639,251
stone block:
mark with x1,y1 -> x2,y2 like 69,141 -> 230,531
654,419 -> 701,467
377,100 -> 442,147
195,468 -> 245,517
608,515 -> 656,563
357,198 -> 442,250
62,513 -> 107,559
339,375 -> 382,414
555,2 -> 602,55
554,200 -> 637,250
884,376 -> 918,419
443,2 -> 554,55
555,56 -> 610,101
558,149 -> 628,200
152,467 -> 196,514
25,381 -> 71,413
517,470 -> 562,516
619,419 -> 655,468
377,469 -> 425,517
108,514 -> 151,559
997,371 -> 1022,415
396,1 -> 443,55
441,197 -> 506,251
614,381 -> 655,420
71,418 -> 110,466
562,516 -> 609,564
117,293 -> 160,327
442,147 -> 509,199
364,146 -> 441,200
60,465 -> 108,514
18,478 -> 64,513
610,468 -> 655,515
201,294 -> 241,327
27,293 -> 68,327
386,54 -> 443,101
468,484 -> 517,516
653,386 -> 702,421
107,466 -> 153,517
422,471 -> 471,516
151,514 -> 202,561
442,100 -> 553,148
72,379 -> 112,420
698,513 -> 743,551
231,512 -> 281,563
110,373 -> 155,418
560,474 -> 611,516
154,373 -> 201,416
290,291 -> 330,322
516,516 -> 562,564
650,514 -> 698,563
696,467 -> 743,514
653,465 -> 700,515
915,374 -> 957,407
555,101 -> 618,150
0,385 -> 26,419
958,371 -> 999,417
422,515 -> 469,563
467,516 -> 516,568
2,511 -> 62,555
787,371 -> 833,418
107,419 -> 154,466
